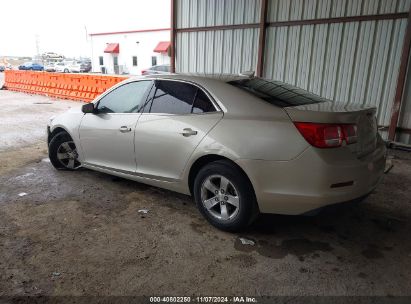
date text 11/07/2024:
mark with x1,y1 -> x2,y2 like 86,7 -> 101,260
149,296 -> 258,303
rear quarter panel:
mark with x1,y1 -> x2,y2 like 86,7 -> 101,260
205,114 -> 308,161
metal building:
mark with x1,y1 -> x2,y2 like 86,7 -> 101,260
170,0 -> 411,143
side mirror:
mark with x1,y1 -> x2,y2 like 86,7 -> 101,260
82,103 -> 95,114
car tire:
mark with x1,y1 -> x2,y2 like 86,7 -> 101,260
193,160 -> 258,232
49,131 -> 81,170
64,69 -> 69,73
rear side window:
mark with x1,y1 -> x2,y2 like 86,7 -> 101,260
228,78 -> 328,107
145,80 -> 216,115
192,90 -> 215,113
149,81 -> 196,114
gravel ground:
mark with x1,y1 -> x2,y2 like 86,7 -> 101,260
0,90 -> 410,297
0,89 -> 81,152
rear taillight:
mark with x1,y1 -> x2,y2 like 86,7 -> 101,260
294,122 -> 357,148
342,124 -> 357,144
141,70 -> 147,75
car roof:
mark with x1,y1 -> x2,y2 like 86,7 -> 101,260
123,73 -> 282,117
131,73 -> 248,84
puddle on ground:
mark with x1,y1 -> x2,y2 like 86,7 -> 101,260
234,237 -> 333,259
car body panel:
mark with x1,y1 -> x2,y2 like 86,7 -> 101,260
55,61 -> 80,73
79,113 -> 140,172
141,64 -> 171,75
237,135 -> 386,214
18,62 -> 44,71
48,107 -> 84,149
135,112 -> 223,181
80,61 -> 92,73
47,74 -> 387,215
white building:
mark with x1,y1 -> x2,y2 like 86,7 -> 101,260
90,28 -> 171,75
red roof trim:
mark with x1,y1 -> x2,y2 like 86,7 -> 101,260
90,28 -> 171,36
104,43 -> 120,53
153,41 -> 171,53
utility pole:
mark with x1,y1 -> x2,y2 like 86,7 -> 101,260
35,34 -> 41,64
35,34 -> 40,56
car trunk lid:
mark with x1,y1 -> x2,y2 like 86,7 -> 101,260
284,101 -> 378,158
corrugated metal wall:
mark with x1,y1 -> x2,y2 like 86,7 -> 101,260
177,28 -> 260,73
264,0 -> 410,139
176,0 -> 261,74
177,0 -> 261,28
267,0 -> 411,20
175,0 -> 411,141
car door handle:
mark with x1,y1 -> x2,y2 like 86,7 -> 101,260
119,126 -> 132,133
180,128 -> 198,137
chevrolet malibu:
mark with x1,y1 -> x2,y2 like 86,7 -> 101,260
47,74 -> 386,231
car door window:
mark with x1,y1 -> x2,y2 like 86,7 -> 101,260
148,80 -> 197,114
97,81 -> 152,114
192,89 -> 216,113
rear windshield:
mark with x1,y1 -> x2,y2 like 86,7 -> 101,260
228,78 -> 328,107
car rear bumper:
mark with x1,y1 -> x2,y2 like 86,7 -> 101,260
236,137 -> 386,215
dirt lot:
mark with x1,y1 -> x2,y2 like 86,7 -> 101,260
0,90 -> 410,297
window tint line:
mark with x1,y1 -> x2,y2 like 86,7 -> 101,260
148,87 -> 157,113
137,81 -> 155,113
140,84 -> 155,113
190,89 -> 199,114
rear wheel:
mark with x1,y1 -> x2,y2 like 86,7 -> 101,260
64,68 -> 69,73
49,132 -> 81,170
193,160 -> 258,232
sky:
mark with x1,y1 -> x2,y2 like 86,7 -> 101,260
0,0 -> 170,58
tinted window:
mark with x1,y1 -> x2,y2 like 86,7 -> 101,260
151,56 -> 157,66
148,81 -> 197,114
228,78 -> 328,107
97,81 -> 152,113
192,90 -> 215,113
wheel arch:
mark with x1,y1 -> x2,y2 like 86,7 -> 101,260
187,154 -> 256,199
48,126 -> 72,145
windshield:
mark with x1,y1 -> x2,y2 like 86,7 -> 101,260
228,78 -> 328,107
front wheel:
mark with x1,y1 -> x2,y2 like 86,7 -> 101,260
49,132 -> 81,170
193,160 -> 258,232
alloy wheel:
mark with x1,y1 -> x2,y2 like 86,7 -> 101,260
56,141 -> 81,169
200,174 -> 240,221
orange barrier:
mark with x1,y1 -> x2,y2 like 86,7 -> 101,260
3,70 -> 128,103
